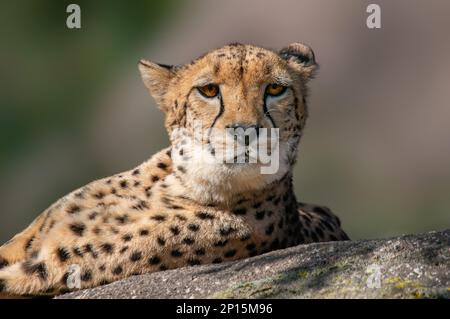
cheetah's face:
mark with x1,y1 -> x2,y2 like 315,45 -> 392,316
139,43 -> 317,195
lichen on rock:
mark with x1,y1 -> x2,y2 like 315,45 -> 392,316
57,229 -> 450,299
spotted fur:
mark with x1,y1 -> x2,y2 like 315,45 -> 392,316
0,43 -> 348,296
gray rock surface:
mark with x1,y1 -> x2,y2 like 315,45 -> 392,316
57,229 -> 450,299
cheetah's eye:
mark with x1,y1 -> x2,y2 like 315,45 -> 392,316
265,83 -> 287,97
197,84 -> 220,98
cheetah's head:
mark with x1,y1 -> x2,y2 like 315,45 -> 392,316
139,43 -> 317,203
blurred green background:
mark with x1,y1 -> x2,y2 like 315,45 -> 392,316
1,0 -> 449,244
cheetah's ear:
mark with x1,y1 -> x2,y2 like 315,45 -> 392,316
279,43 -> 318,80
139,59 -> 175,110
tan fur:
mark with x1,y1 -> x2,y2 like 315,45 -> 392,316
0,43 -> 348,296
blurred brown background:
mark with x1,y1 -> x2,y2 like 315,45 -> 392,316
1,0 -> 449,244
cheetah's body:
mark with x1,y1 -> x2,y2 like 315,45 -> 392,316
0,43 -> 348,296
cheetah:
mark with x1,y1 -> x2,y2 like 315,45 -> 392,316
0,42 -> 349,297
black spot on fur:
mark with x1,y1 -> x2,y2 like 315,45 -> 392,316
219,226 -> 236,236
157,236 -> 166,246
112,266 -> 123,275
213,63 -> 221,75
148,256 -> 161,265
171,249 -> 183,257
240,234 -> 251,241
255,211 -> 265,220
25,236 -> 34,251
195,248 -> 206,256
214,240 -> 228,247
195,211 -> 214,220
120,180 -> 128,188
151,175 -> 160,182
224,249 -> 237,258
66,204 -> 81,214
265,223 -> 275,235
130,251 -> 142,262
81,270 -> 92,282
22,261 -> 48,280
122,234 -> 133,242
151,215 -> 167,222
120,246 -> 129,254
93,191 -> 105,199
132,200 -> 149,210
139,229 -> 149,236
100,243 -> 114,254
74,191 -> 84,198
88,211 -> 99,220
157,162 -> 168,170
115,214 -> 129,225
233,208 -> 247,215
57,247 -> 70,262
73,247 -> 84,257
188,224 -> 200,232
132,169 -> 140,175
70,223 -> 86,236
169,226 -> 180,235
183,237 -> 195,245
212,258 -> 222,264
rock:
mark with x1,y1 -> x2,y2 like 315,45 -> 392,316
57,229 -> 450,299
